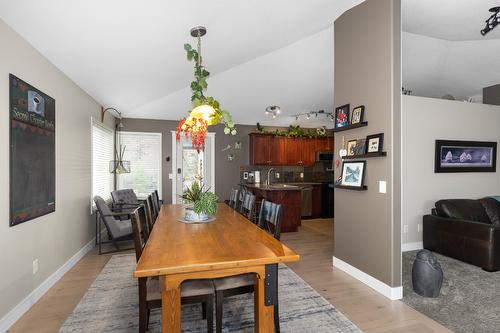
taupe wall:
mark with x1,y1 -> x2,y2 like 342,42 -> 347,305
483,83 -> 500,106
402,96 -> 500,245
333,0 -> 402,287
121,118 -> 256,203
0,18 -> 110,322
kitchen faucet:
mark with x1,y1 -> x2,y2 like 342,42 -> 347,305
266,168 -> 275,186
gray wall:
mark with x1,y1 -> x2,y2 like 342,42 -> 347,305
483,83 -> 500,106
0,18 -> 109,322
333,0 -> 402,287
120,118 -> 256,203
402,95 -> 500,245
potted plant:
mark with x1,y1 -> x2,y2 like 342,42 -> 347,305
181,180 -> 218,222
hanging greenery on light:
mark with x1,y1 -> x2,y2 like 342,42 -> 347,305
176,26 -> 236,152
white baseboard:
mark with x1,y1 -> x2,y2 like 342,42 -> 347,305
0,237 -> 96,333
332,256 -> 402,300
402,241 -> 423,252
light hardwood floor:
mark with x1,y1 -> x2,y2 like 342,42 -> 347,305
7,219 -> 451,333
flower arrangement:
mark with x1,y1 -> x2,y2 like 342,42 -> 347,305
181,179 -> 218,219
176,43 -> 236,152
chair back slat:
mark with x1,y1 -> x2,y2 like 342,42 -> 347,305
241,193 -> 256,221
144,195 -> 155,231
130,206 -> 148,261
258,200 -> 283,240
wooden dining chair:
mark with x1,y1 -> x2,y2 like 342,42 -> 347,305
225,188 -> 240,209
240,192 -> 256,221
144,195 -> 155,232
130,206 -> 215,333
213,199 -> 283,333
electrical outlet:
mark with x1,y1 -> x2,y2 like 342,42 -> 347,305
243,172 -> 249,180
403,225 -> 409,233
32,259 -> 39,275
300,172 -> 304,178
275,172 -> 280,179
417,223 -> 422,232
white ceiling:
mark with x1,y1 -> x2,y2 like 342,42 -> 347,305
0,0 -> 364,128
403,0 -> 500,41
402,0 -> 500,101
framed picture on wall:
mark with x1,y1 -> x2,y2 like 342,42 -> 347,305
340,161 -> 366,188
347,140 -> 357,156
351,105 -> 365,124
334,104 -> 350,128
435,140 -> 497,173
366,133 -> 384,153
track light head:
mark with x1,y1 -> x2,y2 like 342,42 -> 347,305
481,6 -> 500,36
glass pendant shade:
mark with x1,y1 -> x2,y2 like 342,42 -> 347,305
191,104 -> 216,122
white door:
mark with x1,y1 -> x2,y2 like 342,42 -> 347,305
171,131 -> 215,204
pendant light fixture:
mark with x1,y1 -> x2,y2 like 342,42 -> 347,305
176,26 -> 237,152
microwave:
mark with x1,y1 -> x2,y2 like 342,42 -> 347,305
316,151 -> 334,162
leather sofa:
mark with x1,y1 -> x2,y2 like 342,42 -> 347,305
423,198 -> 500,271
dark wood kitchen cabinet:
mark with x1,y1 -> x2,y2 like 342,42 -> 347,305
249,134 -> 285,165
249,133 -> 333,166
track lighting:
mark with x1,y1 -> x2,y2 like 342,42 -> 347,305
481,7 -> 500,36
293,109 -> 334,122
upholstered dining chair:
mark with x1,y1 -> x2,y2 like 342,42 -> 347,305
93,196 -> 134,255
213,199 -> 283,333
130,206 -> 215,333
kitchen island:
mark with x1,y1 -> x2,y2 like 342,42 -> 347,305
242,183 -> 305,232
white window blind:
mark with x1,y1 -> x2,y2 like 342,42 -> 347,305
91,119 -> 114,202
117,132 -> 162,199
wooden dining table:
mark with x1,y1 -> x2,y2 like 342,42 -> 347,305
134,203 -> 300,332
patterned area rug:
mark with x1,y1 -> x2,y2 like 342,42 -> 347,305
403,251 -> 500,333
59,254 -> 362,332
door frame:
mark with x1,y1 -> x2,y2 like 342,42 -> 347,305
171,131 -> 215,204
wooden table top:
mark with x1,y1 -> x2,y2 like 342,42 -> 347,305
134,204 -> 300,278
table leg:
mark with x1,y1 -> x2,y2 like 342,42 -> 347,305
161,276 -> 181,332
254,267 -> 274,333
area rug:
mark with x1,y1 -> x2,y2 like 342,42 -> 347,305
403,251 -> 500,333
59,254 -> 361,332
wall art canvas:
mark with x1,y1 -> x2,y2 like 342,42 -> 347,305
435,140 -> 497,173
340,161 -> 366,188
10,74 -> 56,226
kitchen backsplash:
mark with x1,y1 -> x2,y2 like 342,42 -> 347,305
240,162 -> 334,184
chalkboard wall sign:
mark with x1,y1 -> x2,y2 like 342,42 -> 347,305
10,74 -> 55,226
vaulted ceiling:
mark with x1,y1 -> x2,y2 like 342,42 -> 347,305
0,0 -> 364,127
403,0 -> 500,101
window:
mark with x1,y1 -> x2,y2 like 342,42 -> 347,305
117,132 -> 162,199
91,118 -> 114,202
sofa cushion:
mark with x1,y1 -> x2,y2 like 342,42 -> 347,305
479,197 -> 500,226
435,199 -> 491,224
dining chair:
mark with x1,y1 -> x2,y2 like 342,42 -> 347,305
213,199 -> 283,333
152,190 -> 162,215
225,188 -> 240,209
241,192 -> 256,222
130,206 -> 215,333
144,195 -> 155,232
236,187 -> 246,212
94,196 -> 134,255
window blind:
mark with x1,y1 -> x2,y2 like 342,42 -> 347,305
117,132 -> 162,199
91,119 -> 114,202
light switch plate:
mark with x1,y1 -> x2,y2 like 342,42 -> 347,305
379,181 -> 387,194
168,173 -> 173,180
403,225 -> 408,233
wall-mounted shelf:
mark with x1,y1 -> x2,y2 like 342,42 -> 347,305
333,184 -> 368,191
343,152 -> 387,159
332,121 -> 368,133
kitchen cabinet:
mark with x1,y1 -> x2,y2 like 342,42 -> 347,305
249,134 -> 285,165
249,133 -> 333,166
312,185 -> 322,217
